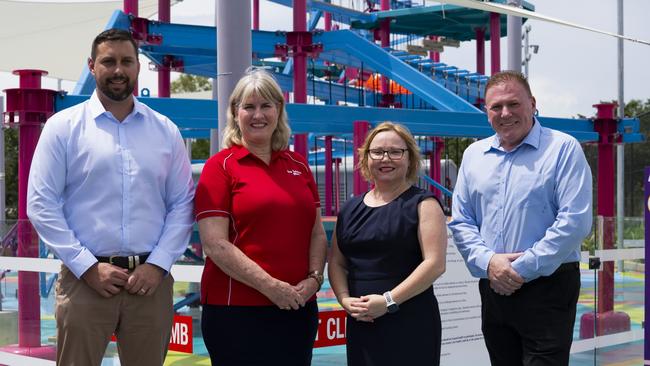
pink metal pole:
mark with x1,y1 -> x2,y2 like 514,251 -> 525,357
429,137 -> 444,199
429,36 -> 440,62
292,0 -> 308,158
489,13 -> 501,74
16,70 -> 44,348
253,0 -> 260,30
475,28 -> 486,75
0,69 -> 56,358
353,121 -> 370,196
324,10 -> 332,31
293,135 -> 308,159
380,0 -> 390,95
324,136 -> 333,216
334,158 -> 341,214
594,103 -> 617,313
157,0 -> 170,98
124,0 -> 139,96
124,0 -> 137,16
293,0 -> 307,104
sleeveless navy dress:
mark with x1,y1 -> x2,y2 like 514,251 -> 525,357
336,186 -> 442,366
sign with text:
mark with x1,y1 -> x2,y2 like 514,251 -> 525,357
436,231 -> 489,364
111,315 -> 193,354
314,310 -> 347,348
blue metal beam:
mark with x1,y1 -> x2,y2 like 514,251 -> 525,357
315,30 -> 481,113
56,95 -> 641,145
128,20 -> 486,107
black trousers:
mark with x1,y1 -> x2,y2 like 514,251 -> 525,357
479,262 -> 580,366
202,301 -> 318,366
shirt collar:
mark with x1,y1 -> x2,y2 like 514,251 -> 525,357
484,117 -> 542,153
88,90 -> 145,122
232,144 -> 285,162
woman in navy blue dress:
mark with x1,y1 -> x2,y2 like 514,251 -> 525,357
328,122 -> 447,366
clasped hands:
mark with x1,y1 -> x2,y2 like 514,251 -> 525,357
341,294 -> 387,322
82,262 -> 164,298
487,253 -> 525,296
264,277 -> 320,311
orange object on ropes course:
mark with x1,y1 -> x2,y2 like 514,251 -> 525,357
362,73 -> 411,95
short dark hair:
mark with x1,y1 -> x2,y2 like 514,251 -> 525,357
485,70 -> 533,97
91,29 -> 138,61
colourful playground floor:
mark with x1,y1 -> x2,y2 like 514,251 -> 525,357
0,268 -> 644,365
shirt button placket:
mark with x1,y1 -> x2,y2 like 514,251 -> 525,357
118,123 -> 128,250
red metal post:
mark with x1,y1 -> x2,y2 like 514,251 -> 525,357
379,0 -> 390,96
292,0 -> 308,158
325,136 -> 333,216
429,36 -> 440,62
489,13 -> 501,74
324,10 -> 332,31
124,0 -> 137,16
475,28 -> 486,75
124,0 -> 139,96
429,137 -> 445,199
578,102 -> 631,339
334,158 -> 341,214
253,0 -> 260,30
353,121 -> 370,196
594,103 -> 617,313
0,69 -> 56,359
157,0 -> 170,98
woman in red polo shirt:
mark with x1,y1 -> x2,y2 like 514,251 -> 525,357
195,69 -> 328,366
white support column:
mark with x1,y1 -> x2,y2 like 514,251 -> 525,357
507,0 -> 522,72
616,0 -> 625,271
213,1 -> 252,155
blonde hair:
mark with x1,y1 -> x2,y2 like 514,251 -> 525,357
357,122 -> 421,183
222,68 -> 291,151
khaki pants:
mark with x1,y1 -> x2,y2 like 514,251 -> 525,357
55,265 -> 174,366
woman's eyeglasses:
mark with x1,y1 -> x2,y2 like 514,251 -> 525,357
368,148 -> 408,160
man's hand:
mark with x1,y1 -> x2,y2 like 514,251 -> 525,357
82,262 -> 129,298
488,253 -> 525,296
124,263 -> 165,296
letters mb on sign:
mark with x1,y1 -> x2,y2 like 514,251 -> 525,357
111,315 -> 193,353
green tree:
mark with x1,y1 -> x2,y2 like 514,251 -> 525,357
170,74 -> 212,160
170,74 -> 212,94
4,128 -> 17,219
191,139 -> 210,160
623,99 -> 650,216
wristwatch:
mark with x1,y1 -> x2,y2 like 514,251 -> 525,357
383,291 -> 399,313
308,270 -> 324,290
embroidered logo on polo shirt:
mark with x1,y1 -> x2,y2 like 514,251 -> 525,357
287,169 -> 302,176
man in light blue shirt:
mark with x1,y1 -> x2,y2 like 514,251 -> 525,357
27,29 -> 194,366
449,71 -> 592,366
